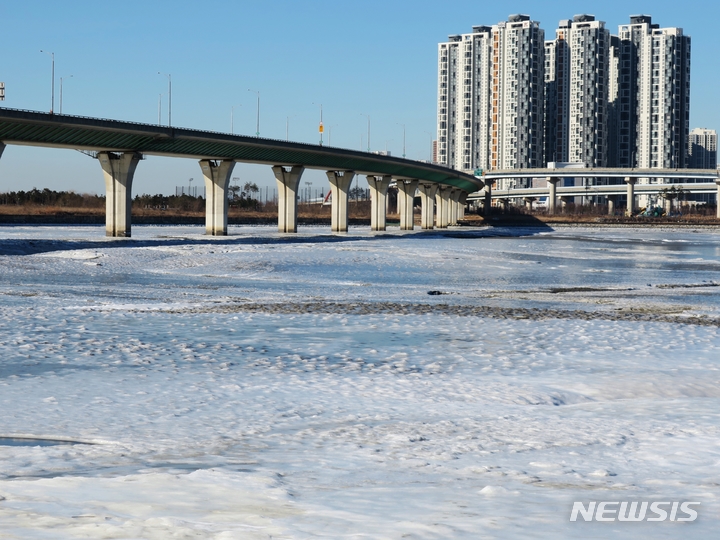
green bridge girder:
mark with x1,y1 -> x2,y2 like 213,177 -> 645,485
0,108 -> 482,193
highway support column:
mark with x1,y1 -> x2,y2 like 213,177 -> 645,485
625,177 -> 637,216
458,191 -> 468,220
273,165 -> 305,233
449,189 -> 463,225
98,151 -> 141,237
200,159 -> 236,236
366,175 -> 392,231
607,195 -> 617,216
326,170 -> 355,232
435,185 -> 452,228
418,183 -> 438,230
396,179 -> 419,230
547,177 -> 559,214
483,180 -> 493,217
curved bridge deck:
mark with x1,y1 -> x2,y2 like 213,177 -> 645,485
0,108 -> 481,236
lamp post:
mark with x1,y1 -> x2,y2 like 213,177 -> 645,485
40,50 -> 54,114
231,105 -> 240,134
423,130 -> 434,161
248,89 -> 260,137
59,74 -> 72,115
328,124 -> 338,147
360,113 -> 370,152
397,123 -> 406,158
158,94 -> 162,125
158,72 -> 171,127
285,115 -> 297,141
313,103 -> 323,146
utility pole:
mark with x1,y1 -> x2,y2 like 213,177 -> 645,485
360,113 -> 370,152
248,89 -> 260,137
40,50 -> 54,114
59,74 -> 72,114
158,72 -> 172,127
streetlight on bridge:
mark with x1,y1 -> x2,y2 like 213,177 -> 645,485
397,123 -> 406,158
327,124 -> 338,147
39,50 -> 54,114
248,89 -> 260,137
59,74 -> 72,115
231,105 -> 241,134
285,115 -> 297,141
313,103 -> 323,146
360,113 -> 370,152
158,72 -> 172,127
423,130 -> 434,162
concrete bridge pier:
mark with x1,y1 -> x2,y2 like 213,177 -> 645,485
547,177 -> 559,214
716,179 -> 720,218
98,151 -> 141,237
396,179 -> 419,230
483,180 -> 493,217
418,183 -> 438,230
607,195 -> 617,216
366,175 -> 392,231
326,170 -> 355,232
273,165 -> 305,233
458,191 -> 468,220
435,186 -> 452,228
625,177 -> 637,216
200,159 -> 236,236
560,196 -> 572,212
449,189 -> 463,225
524,197 -> 536,211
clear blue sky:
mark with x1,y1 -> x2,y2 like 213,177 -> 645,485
1,0 -> 717,196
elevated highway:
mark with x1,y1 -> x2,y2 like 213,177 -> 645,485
0,108 -> 482,236
473,168 -> 720,217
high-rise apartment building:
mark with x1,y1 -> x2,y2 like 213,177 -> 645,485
490,15 -> 545,176
544,27 -> 568,163
688,128 -> 717,169
615,15 -> 691,168
437,13 -> 693,187
437,15 -> 544,180
436,26 -> 493,172
545,15 -> 610,166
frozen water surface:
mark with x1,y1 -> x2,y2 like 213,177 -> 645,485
0,224 -> 719,538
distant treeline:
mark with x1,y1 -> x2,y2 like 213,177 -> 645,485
0,189 -> 262,211
0,189 -> 105,208
134,193 -> 261,211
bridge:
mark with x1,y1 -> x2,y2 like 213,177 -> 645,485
475,168 -> 720,217
0,107 -> 483,237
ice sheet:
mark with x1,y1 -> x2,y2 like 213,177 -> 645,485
1,224 -> 719,538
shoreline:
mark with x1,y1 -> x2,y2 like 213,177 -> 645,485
0,208 -> 717,228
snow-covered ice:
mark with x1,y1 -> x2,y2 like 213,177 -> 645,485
0,224 -> 719,538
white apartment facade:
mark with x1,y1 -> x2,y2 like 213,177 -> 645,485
437,12 -> 694,201
436,27 -> 493,172
616,15 -> 691,169
437,15 -> 544,185
491,15 -> 545,182
545,15 -> 609,167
